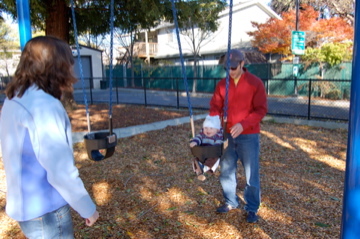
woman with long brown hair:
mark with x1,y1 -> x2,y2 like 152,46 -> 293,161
0,36 -> 99,238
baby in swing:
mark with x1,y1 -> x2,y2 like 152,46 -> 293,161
190,115 -> 223,181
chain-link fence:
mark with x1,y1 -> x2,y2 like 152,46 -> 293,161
0,73 -> 350,122
66,76 -> 350,122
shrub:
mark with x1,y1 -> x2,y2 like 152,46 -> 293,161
325,89 -> 341,100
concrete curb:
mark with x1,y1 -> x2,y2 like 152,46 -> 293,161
263,116 -> 348,130
72,113 -> 348,144
72,113 -> 208,144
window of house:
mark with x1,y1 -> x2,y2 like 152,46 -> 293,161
167,28 -> 174,42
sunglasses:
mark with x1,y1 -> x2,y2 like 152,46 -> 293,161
224,65 -> 239,71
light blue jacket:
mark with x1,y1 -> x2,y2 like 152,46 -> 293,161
0,86 -> 96,221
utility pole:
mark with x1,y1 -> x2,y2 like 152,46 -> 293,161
293,0 -> 300,96
295,0 -> 299,31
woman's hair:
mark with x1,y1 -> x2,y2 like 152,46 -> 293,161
6,36 -> 78,100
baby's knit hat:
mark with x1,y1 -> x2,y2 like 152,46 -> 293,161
203,115 -> 221,130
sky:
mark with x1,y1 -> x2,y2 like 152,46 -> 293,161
2,13 -> 17,31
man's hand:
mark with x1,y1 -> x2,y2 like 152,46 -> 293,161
230,123 -> 243,138
86,210 -> 99,226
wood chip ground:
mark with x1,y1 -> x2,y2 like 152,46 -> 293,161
0,104 -> 347,238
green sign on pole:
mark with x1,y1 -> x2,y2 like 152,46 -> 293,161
291,31 -> 306,55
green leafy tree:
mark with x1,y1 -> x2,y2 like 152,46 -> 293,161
111,0 -> 173,86
175,0 -> 226,92
303,42 -> 352,67
299,40 -> 352,99
1,0 -> 73,42
0,0 -> 173,108
0,20 -> 18,78
0,0 -> 170,44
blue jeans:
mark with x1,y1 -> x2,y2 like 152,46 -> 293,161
220,133 -> 261,213
19,204 -> 74,239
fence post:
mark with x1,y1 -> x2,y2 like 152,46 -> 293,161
307,79 -> 311,120
267,63 -> 271,95
143,77 -> 147,107
123,64 -> 127,88
89,78 -> 93,105
115,77 -> 119,104
176,77 -> 180,109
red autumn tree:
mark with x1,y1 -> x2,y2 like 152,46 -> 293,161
247,4 -> 353,59
308,17 -> 354,48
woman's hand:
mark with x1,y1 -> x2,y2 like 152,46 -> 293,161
85,210 -> 99,226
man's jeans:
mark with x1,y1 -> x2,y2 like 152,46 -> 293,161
220,133 -> 261,213
19,204 -> 74,239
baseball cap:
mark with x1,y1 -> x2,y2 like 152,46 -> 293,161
223,49 -> 245,68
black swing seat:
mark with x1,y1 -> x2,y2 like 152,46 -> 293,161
191,144 -> 223,163
84,132 -> 117,161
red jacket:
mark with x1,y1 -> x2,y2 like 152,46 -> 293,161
209,68 -> 267,134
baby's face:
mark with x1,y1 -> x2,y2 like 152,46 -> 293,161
203,127 -> 218,137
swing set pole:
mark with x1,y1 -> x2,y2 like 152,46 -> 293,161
340,0 -> 360,237
16,0 -> 32,50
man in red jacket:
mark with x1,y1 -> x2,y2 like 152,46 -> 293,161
210,49 -> 267,223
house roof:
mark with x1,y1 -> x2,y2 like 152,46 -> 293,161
70,44 -> 103,53
221,0 -> 281,20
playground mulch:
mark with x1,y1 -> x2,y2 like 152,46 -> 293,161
0,104 -> 347,238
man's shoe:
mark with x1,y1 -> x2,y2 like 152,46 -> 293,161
216,204 -> 237,213
246,211 -> 258,223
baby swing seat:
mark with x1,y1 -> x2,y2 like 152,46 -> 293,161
191,144 -> 223,163
84,132 -> 117,161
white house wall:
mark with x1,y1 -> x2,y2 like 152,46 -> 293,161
156,0 -> 280,64
73,45 -> 104,89
157,27 -> 179,58
76,47 -> 103,78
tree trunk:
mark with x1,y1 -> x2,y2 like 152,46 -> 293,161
45,0 -> 69,42
45,0 -> 77,111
